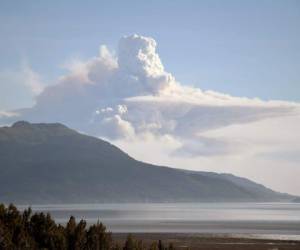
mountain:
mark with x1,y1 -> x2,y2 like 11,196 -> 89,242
0,121 -> 295,204
292,197 -> 300,203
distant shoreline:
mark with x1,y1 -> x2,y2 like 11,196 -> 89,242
113,233 -> 300,241
112,233 -> 300,249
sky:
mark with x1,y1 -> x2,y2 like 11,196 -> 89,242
0,0 -> 300,195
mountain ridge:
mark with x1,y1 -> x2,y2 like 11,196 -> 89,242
0,121 -> 296,204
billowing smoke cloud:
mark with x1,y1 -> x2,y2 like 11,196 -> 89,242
1,34 -> 299,157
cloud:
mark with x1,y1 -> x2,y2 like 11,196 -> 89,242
2,34 -> 300,194
1,34 -> 300,158
172,136 -> 245,157
0,62 -> 44,110
0,110 -> 19,119
112,112 -> 300,195
21,62 -> 44,95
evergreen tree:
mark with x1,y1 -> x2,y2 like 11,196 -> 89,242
66,215 -> 77,250
149,241 -> 158,250
123,234 -> 135,250
0,204 -> 176,250
168,243 -> 175,250
158,240 -> 164,250
86,221 -> 112,250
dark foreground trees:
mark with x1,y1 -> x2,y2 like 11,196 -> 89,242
0,204 -> 174,250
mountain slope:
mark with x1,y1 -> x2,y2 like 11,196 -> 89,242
0,121 -> 295,204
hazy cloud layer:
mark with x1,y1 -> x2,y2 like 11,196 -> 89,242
1,34 -> 299,158
0,62 -> 44,110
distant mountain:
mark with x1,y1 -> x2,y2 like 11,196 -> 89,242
0,121 -> 295,204
292,197 -> 300,203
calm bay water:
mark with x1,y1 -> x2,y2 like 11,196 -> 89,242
18,203 -> 300,239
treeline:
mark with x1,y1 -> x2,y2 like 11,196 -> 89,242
0,204 -> 175,250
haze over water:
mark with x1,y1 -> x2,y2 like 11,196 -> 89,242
18,203 -> 300,240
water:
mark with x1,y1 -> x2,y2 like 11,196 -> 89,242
18,203 -> 300,240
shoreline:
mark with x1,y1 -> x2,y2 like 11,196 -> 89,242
112,232 -> 300,241
112,233 -> 300,249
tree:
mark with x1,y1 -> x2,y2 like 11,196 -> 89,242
168,243 -> 175,250
123,234 -> 135,250
0,204 -> 175,250
74,219 -> 87,250
149,242 -> 158,250
66,215 -> 77,250
158,240 -> 164,250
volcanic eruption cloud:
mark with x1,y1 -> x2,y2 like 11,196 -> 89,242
1,35 -> 300,192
